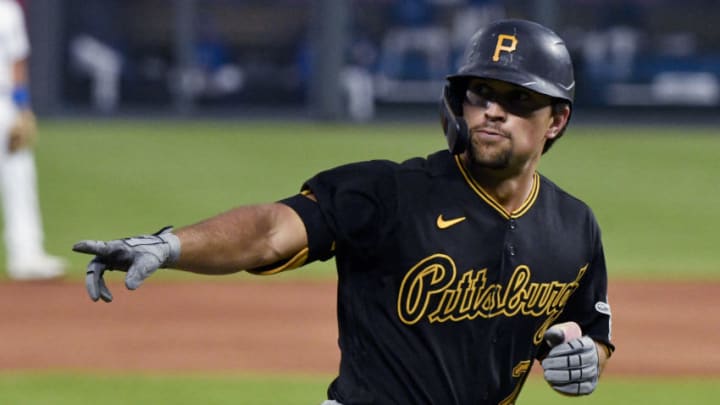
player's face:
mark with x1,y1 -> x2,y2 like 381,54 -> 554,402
462,79 -> 560,170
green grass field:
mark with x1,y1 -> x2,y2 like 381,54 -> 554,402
0,373 -> 716,404
3,118 -> 718,404
30,118 -> 720,280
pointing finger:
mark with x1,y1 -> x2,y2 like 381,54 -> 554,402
73,240 -> 110,256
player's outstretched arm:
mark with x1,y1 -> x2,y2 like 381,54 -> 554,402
173,202 -> 308,274
73,201 -> 308,302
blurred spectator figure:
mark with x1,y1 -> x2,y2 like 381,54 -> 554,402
190,37 -> 244,100
582,28 -> 640,82
67,0 -> 124,112
300,3 -> 379,121
573,0 -> 644,105
176,11 -> 244,102
0,0 -> 66,279
450,0 -> 506,70
70,36 -> 123,113
341,33 -> 379,122
581,0 -> 643,82
376,0 -> 451,102
382,0 -> 449,80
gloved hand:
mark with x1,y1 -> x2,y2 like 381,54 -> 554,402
72,226 -> 181,302
541,329 -> 599,396
8,109 -> 37,152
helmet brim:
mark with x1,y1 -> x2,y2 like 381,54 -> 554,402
447,67 -> 574,104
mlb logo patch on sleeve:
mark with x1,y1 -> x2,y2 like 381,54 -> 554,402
595,301 -> 611,316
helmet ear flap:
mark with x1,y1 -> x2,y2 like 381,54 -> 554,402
440,83 -> 469,155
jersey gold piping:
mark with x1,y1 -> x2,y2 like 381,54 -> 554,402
454,155 -> 540,219
246,247 -> 309,275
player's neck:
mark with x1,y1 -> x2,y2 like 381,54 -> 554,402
463,157 -> 538,213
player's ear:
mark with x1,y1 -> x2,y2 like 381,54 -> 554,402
546,103 -> 570,140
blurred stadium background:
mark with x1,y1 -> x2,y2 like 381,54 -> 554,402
25,0 -> 720,122
20,0 -> 720,281
3,1 -> 719,404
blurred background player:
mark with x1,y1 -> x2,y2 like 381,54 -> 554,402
0,0 -> 66,280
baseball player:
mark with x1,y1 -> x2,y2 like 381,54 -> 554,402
0,0 -> 66,280
74,19 -> 614,404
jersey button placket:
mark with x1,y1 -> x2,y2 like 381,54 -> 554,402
507,219 -> 517,256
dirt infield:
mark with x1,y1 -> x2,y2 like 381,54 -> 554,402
1,279 -> 719,376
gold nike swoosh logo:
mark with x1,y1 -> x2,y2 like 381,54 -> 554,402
436,215 -> 467,229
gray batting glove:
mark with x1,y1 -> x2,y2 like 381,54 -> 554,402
72,226 -> 181,302
541,335 -> 599,396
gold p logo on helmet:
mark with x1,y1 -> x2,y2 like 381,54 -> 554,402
492,34 -> 518,62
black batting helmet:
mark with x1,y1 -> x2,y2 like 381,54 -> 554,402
440,19 -> 575,154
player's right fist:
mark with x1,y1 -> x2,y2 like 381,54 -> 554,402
541,324 -> 599,396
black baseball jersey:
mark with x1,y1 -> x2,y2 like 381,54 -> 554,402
273,150 -> 614,404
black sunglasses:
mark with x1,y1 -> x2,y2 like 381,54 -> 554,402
464,82 -> 553,115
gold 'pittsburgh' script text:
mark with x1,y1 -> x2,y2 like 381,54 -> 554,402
397,254 -> 587,343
